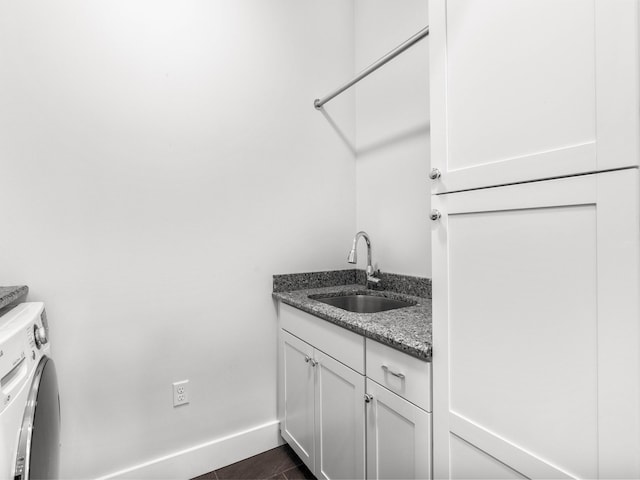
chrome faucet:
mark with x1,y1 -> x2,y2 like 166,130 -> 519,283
347,231 -> 381,287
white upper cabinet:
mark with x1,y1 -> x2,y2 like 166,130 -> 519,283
429,0 -> 640,193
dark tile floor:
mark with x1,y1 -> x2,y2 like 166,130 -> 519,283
192,444 -> 316,480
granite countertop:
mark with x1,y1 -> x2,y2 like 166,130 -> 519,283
0,286 -> 28,310
273,271 -> 432,361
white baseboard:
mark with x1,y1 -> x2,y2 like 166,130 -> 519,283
96,420 -> 283,480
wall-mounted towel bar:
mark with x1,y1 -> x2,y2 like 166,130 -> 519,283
314,25 -> 429,110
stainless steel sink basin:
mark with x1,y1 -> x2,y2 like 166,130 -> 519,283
312,294 -> 415,313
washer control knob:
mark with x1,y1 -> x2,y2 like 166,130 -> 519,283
34,325 -> 48,349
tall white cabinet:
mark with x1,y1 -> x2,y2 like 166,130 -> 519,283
430,1 -> 640,479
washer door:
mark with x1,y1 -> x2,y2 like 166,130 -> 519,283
14,357 -> 60,480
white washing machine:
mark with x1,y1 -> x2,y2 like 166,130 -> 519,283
0,302 -> 60,479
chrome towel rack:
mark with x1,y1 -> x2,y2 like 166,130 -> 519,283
314,25 -> 429,110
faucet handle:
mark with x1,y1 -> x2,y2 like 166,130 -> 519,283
366,269 -> 382,287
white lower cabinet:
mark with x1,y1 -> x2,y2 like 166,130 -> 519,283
280,328 -> 366,480
278,303 -> 433,480
315,349 -> 366,480
280,330 -> 316,469
366,379 -> 432,480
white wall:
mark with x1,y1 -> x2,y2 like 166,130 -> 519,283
354,0 -> 431,277
0,1 -> 355,478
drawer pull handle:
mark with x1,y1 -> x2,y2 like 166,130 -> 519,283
304,355 -> 311,363
382,365 -> 405,379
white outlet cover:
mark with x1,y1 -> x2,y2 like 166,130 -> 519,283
172,380 -> 189,407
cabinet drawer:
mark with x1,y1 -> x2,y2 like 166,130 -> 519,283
279,302 -> 365,374
366,339 -> 431,412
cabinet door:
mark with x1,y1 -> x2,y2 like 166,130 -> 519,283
432,169 -> 640,479
314,350 -> 365,480
429,0 -> 640,193
366,380 -> 432,480
280,331 -> 315,471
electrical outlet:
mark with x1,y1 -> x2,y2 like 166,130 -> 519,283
173,380 -> 189,407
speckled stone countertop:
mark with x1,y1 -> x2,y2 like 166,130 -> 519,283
0,286 -> 28,310
273,271 -> 432,361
